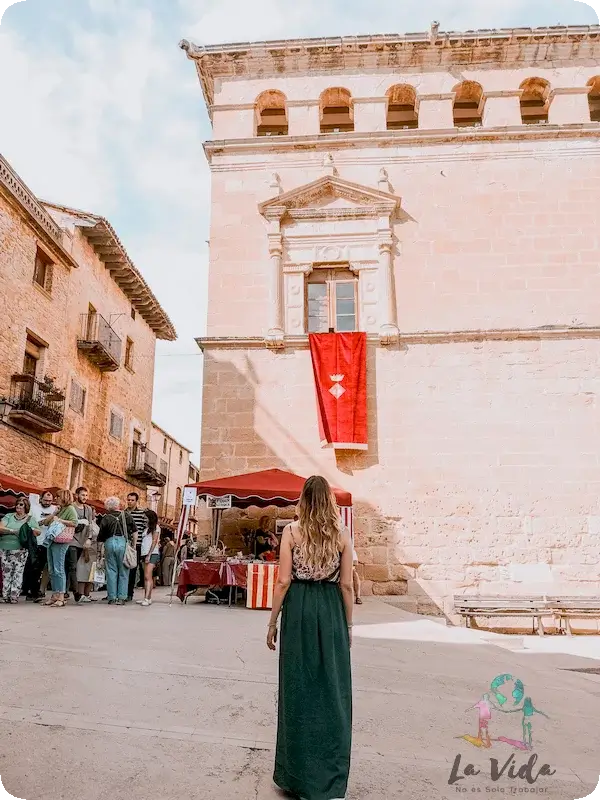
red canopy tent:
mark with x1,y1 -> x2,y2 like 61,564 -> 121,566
180,468 -> 353,547
0,473 -> 104,516
0,473 -> 46,515
186,468 -> 351,508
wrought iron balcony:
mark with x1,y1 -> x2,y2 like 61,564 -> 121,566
77,313 -> 122,371
126,446 -> 166,487
8,375 -> 65,433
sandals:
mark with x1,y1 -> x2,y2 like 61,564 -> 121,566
355,597 -> 363,605
48,600 -> 66,608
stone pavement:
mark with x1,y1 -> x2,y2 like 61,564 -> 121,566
1,590 -> 599,800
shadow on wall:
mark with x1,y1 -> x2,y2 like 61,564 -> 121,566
200,350 -> 445,618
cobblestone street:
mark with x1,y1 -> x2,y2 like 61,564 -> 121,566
1,591 -> 599,800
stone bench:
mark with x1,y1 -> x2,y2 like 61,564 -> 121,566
454,595 -> 600,636
453,595 -> 552,635
548,597 -> 600,636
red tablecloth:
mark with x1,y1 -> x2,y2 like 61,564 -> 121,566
177,560 -> 247,601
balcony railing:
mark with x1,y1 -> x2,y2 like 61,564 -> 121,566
126,446 -> 166,487
8,375 -> 65,433
77,313 -> 122,371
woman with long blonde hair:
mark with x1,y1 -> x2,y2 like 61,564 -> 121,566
267,475 -> 353,800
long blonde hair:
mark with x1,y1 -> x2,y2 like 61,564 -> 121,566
297,476 -> 342,573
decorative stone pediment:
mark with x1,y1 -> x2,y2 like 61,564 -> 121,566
259,176 -> 401,221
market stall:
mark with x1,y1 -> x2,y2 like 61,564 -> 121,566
0,472 -> 45,516
174,468 -> 353,608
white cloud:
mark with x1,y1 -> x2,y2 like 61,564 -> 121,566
0,0 -> 210,459
179,0 -> 598,43
1,0 -> 597,467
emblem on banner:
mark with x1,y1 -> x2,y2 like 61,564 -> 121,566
329,374 -> 346,399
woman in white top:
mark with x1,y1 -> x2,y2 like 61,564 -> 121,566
137,509 -> 160,607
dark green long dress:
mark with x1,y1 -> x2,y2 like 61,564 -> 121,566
274,546 -> 352,800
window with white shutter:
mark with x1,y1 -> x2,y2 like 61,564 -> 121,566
69,380 -> 86,415
109,410 -> 124,440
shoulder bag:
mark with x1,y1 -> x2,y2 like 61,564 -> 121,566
122,511 -> 138,569
53,512 -> 75,544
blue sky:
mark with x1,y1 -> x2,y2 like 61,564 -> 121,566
0,0 -> 598,462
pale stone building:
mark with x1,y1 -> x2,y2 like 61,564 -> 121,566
147,422 -> 197,528
0,154 -> 175,504
182,24 -> 600,612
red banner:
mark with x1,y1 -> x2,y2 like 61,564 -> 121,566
308,332 -> 368,450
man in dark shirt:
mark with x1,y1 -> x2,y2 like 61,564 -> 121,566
126,492 -> 147,601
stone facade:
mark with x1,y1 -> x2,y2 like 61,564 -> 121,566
0,155 -> 175,505
184,26 -> 600,613
147,422 -> 196,526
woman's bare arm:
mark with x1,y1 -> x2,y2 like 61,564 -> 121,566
339,528 -> 354,634
266,526 -> 294,649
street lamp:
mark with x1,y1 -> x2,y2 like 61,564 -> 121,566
0,397 -> 15,421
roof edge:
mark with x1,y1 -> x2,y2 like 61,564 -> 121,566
43,201 -> 177,341
180,24 -> 600,57
0,154 -> 79,269
151,421 -> 193,453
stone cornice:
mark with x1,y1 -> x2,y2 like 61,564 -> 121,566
259,174 -> 401,218
204,123 -> 600,161
484,90 -> 523,99
353,96 -> 388,105
44,203 -> 177,341
550,86 -> 593,96
288,206 -> 396,220
196,325 -> 600,352
0,154 -> 79,269
180,25 -> 600,108
417,93 -> 455,101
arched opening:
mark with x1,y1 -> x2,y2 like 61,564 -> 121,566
386,84 -> 418,130
320,88 -> 354,133
588,77 -> 600,122
520,78 -> 550,124
452,81 -> 484,127
255,90 -> 288,136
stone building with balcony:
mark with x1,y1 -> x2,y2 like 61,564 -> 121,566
147,422 -> 197,530
0,154 -> 176,503
182,24 -> 600,611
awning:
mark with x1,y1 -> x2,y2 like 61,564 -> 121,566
0,472 -> 43,497
186,468 -> 352,509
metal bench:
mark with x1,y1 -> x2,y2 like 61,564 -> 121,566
548,597 -> 600,636
453,595 -> 552,636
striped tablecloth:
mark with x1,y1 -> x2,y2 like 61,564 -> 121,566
246,563 -> 279,609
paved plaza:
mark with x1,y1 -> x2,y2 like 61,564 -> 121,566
1,591 -> 600,800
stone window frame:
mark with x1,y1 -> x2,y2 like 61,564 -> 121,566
32,245 -> 54,296
124,337 -> 135,373
259,174 -> 403,347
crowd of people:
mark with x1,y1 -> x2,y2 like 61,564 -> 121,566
0,488 -> 182,607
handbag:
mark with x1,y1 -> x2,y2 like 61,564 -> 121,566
121,511 -> 137,569
52,519 -> 74,544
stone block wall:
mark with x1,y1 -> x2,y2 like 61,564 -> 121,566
0,193 -> 158,503
200,336 -> 600,609
199,54 -> 600,607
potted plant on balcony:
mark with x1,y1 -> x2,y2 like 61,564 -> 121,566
43,376 -> 65,402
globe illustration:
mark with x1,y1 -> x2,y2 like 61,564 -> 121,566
490,674 -> 525,710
